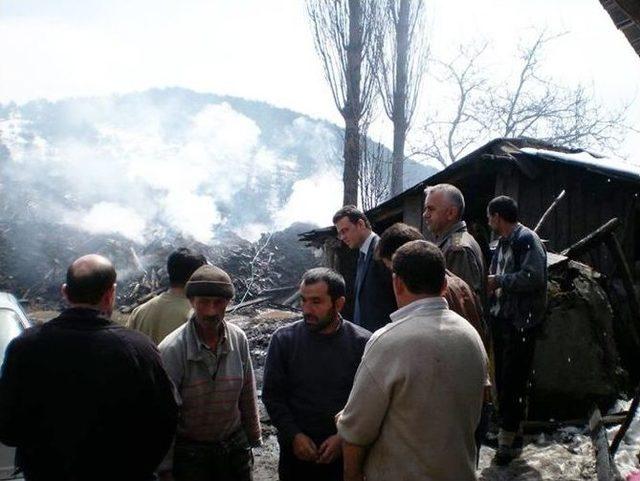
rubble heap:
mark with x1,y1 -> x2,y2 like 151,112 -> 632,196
0,218 -> 320,310
530,259 -> 627,420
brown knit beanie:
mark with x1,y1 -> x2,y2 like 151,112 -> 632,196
185,265 -> 235,299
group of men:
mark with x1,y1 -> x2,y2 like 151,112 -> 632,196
0,182 -> 547,481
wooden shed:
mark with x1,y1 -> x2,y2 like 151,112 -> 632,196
301,137 -> 640,318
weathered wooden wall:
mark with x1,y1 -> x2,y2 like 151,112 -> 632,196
506,164 -> 639,277
402,193 -> 423,231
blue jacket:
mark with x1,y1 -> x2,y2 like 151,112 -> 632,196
489,224 -> 548,330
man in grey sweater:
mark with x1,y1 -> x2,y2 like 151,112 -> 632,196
263,268 -> 370,481
337,240 -> 488,481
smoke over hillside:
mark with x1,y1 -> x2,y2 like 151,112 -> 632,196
0,88 -> 356,243
0,87 -> 436,300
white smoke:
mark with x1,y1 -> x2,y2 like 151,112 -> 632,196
0,92 -> 342,243
63,202 -> 147,242
274,171 -> 343,230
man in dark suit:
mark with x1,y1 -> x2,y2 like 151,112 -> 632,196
333,206 -> 396,332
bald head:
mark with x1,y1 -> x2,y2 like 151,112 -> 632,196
64,254 -> 117,306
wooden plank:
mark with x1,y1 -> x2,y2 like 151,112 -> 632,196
599,177 -> 617,273
561,218 -> 620,259
610,383 -> 640,456
589,407 -> 624,481
494,164 -> 520,202
614,0 -> 640,26
558,166 -> 571,250
517,176 -> 539,233
534,189 -> 566,241
402,194 -> 424,230
228,296 -> 270,313
569,170 -> 585,247
604,233 -> 640,347
547,251 -> 569,269
541,169 -> 566,251
619,190 -> 638,270
523,413 -> 627,433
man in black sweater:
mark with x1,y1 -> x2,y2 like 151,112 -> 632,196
0,254 -> 178,481
263,268 -> 371,481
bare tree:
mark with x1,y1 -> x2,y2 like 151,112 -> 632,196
306,0 -> 382,205
418,43 -> 488,167
378,0 -> 428,195
416,32 -> 630,167
359,117 -> 391,210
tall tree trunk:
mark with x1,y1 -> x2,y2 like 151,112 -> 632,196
343,116 -> 360,206
391,0 -> 409,196
342,0 -> 363,206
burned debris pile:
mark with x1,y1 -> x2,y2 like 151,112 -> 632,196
0,218 -> 320,311
530,258 -> 627,420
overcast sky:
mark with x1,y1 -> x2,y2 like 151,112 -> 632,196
1,0 -> 639,158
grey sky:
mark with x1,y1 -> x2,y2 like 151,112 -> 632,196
1,0 -> 639,158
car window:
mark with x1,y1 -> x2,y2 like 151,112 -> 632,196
0,308 -> 24,368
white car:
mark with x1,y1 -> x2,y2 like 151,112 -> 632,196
0,293 -> 31,480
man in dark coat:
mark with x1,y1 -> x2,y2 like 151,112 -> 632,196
333,205 -> 396,332
0,254 -> 178,481
487,196 -> 547,466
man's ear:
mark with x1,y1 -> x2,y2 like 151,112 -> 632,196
335,296 -> 346,313
447,205 -> 458,222
392,273 -> 404,299
61,284 -> 69,303
102,283 -> 116,307
440,275 -> 448,297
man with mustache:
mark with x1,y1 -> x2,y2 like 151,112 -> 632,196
159,265 -> 261,481
263,268 -> 371,481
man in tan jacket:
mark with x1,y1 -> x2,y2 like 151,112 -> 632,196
337,241 -> 488,481
127,248 -> 206,344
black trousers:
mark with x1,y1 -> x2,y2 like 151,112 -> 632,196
491,316 -> 539,434
278,441 -> 343,481
173,433 -> 253,481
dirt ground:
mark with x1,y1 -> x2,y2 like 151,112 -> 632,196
250,431 -> 599,481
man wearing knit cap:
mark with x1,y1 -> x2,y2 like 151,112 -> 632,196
159,265 -> 262,481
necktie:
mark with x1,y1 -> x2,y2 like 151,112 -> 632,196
353,251 -> 366,325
